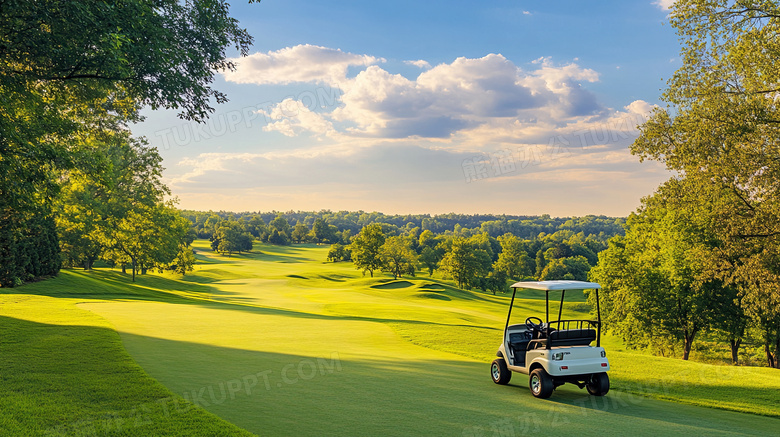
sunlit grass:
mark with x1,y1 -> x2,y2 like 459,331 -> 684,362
3,240 -> 780,435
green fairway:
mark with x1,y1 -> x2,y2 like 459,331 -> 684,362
3,240 -> 780,435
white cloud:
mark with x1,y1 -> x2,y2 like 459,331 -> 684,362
523,10 -> 531,15
260,98 -> 336,138
328,53 -> 602,139
223,49 -> 604,141
197,46 -> 671,215
624,99 -> 655,117
222,44 -> 384,87
404,59 -> 432,69
653,0 -> 674,11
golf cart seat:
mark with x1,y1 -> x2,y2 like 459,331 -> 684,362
509,331 -> 533,365
548,328 -> 596,347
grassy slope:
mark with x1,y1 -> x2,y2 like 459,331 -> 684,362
0,293 -> 253,436
3,240 -> 780,436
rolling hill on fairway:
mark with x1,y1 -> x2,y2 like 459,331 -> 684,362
2,241 -> 780,436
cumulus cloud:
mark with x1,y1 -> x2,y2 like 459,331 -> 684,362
195,46 -> 670,214
624,99 -> 655,116
404,59 -> 432,69
653,0 -> 674,11
260,98 -> 336,138
222,44 -> 383,87
224,48 -> 604,140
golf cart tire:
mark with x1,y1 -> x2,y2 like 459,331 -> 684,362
491,359 -> 511,385
529,368 -> 554,399
586,372 -> 610,396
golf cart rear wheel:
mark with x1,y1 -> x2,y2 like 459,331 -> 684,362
491,359 -> 511,385
529,368 -> 554,398
586,372 -> 610,396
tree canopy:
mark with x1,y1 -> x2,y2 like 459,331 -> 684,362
613,0 -> 780,366
1,0 -> 254,286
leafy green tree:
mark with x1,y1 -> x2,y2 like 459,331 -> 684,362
590,197 -> 723,360
350,224 -> 386,277
540,256 -> 590,282
0,0 -> 254,285
534,250 -> 546,279
268,215 -> 291,244
267,229 -> 288,246
312,218 -> 338,244
327,244 -> 351,262
103,203 -> 185,281
440,237 -> 491,289
292,222 -> 310,243
340,229 -> 353,245
418,229 -> 438,250
630,0 -> 780,366
419,246 -> 444,276
380,237 -> 418,280
162,246 -> 197,276
493,234 -> 533,280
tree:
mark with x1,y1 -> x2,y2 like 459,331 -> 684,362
163,246 -> 197,276
380,237 -> 418,280
440,237 -> 491,289
494,234 -> 533,280
534,250 -> 546,279
104,203 -> 186,281
630,0 -> 780,366
268,215 -> 292,244
0,0 -> 254,285
350,224 -> 386,277
292,222 -> 310,243
589,196 -> 723,360
540,256 -> 591,282
327,244 -> 351,262
419,246 -> 444,276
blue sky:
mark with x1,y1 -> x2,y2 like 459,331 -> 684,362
133,0 -> 679,216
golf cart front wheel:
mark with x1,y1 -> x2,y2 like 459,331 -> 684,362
586,372 -> 610,396
491,359 -> 511,385
529,368 -> 554,398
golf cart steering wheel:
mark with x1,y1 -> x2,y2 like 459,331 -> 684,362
525,317 -> 544,333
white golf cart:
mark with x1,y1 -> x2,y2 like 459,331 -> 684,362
490,280 -> 610,398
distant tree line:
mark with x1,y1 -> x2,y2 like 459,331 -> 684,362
182,210 -> 622,242
341,222 -> 610,293
181,211 -> 622,289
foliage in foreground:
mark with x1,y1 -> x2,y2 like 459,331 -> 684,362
598,0 -> 780,367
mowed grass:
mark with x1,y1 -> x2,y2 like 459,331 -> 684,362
2,239 -> 780,436
0,294 -> 253,436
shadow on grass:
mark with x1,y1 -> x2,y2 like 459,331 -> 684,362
0,316 -> 253,436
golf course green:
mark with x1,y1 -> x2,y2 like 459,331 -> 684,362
2,241 -> 780,436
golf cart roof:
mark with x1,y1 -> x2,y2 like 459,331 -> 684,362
510,280 -> 601,291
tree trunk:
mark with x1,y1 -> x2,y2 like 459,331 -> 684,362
131,256 -> 136,282
765,342 -> 775,369
768,335 -> 780,369
729,338 -> 742,365
682,328 -> 697,361
775,336 -> 780,369
121,263 -> 126,274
